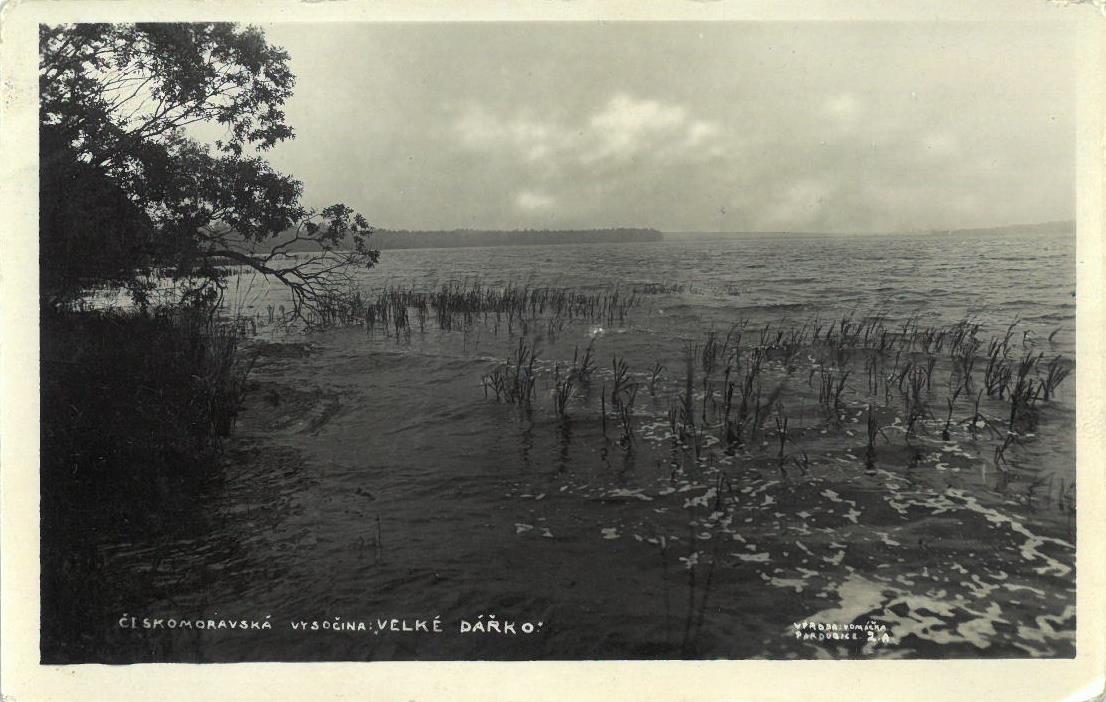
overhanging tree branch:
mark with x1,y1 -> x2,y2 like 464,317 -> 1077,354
39,23 -> 378,314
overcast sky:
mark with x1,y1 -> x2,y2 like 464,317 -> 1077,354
256,22 -> 1076,233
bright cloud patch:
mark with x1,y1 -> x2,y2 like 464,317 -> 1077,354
586,93 -> 693,161
515,190 -> 555,211
822,93 -> 863,131
452,93 -> 724,168
685,120 -> 720,148
454,105 -> 502,148
451,93 -> 726,222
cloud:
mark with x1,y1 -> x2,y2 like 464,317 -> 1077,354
448,93 -> 729,223
454,105 -> 502,148
452,93 -> 724,167
264,22 -> 1074,232
506,120 -> 564,162
684,120 -> 720,148
446,84 -> 1065,232
585,93 -> 690,162
822,93 -> 863,132
515,190 -> 555,211
451,105 -> 575,171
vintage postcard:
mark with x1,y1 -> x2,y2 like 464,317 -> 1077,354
2,0 -> 1104,700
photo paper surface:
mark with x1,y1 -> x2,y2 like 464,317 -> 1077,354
2,1 -> 1104,700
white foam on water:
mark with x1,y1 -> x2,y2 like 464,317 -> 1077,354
605,488 -> 652,501
736,552 -> 769,562
800,573 -> 887,627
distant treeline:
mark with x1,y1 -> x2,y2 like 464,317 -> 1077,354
369,228 -> 663,250
667,220 -> 1076,240
233,227 -> 662,255
926,220 -> 1075,237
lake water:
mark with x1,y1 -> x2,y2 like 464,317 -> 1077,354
68,230 -> 1078,661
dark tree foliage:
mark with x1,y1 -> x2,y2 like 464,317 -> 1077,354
39,23 -> 378,316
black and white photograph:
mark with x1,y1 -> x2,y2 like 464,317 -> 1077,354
3,0 -> 1105,698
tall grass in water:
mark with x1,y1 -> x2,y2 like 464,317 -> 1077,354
941,382 -> 965,441
609,354 -> 639,447
42,306 -> 253,464
352,282 -> 641,336
774,414 -> 790,476
482,337 -> 539,408
700,331 -> 719,423
552,363 -> 576,418
903,366 -> 932,441
41,305 -> 255,662
470,309 -> 1073,508
1042,355 -> 1072,401
676,342 -> 698,448
1008,352 -> 1044,431
864,404 -> 884,472
723,346 -> 764,449
570,338 -> 598,388
648,361 -> 665,395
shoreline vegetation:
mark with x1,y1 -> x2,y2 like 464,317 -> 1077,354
376,227 -> 663,249
41,306 -> 252,661
270,227 -> 664,251
251,221 -> 1072,254
665,220 -> 1074,241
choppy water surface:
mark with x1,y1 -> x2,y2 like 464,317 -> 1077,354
88,230 -> 1076,661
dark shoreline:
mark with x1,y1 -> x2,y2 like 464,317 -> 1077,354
264,221 -> 1074,254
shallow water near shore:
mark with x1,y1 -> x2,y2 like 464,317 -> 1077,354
63,229 -> 1077,661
